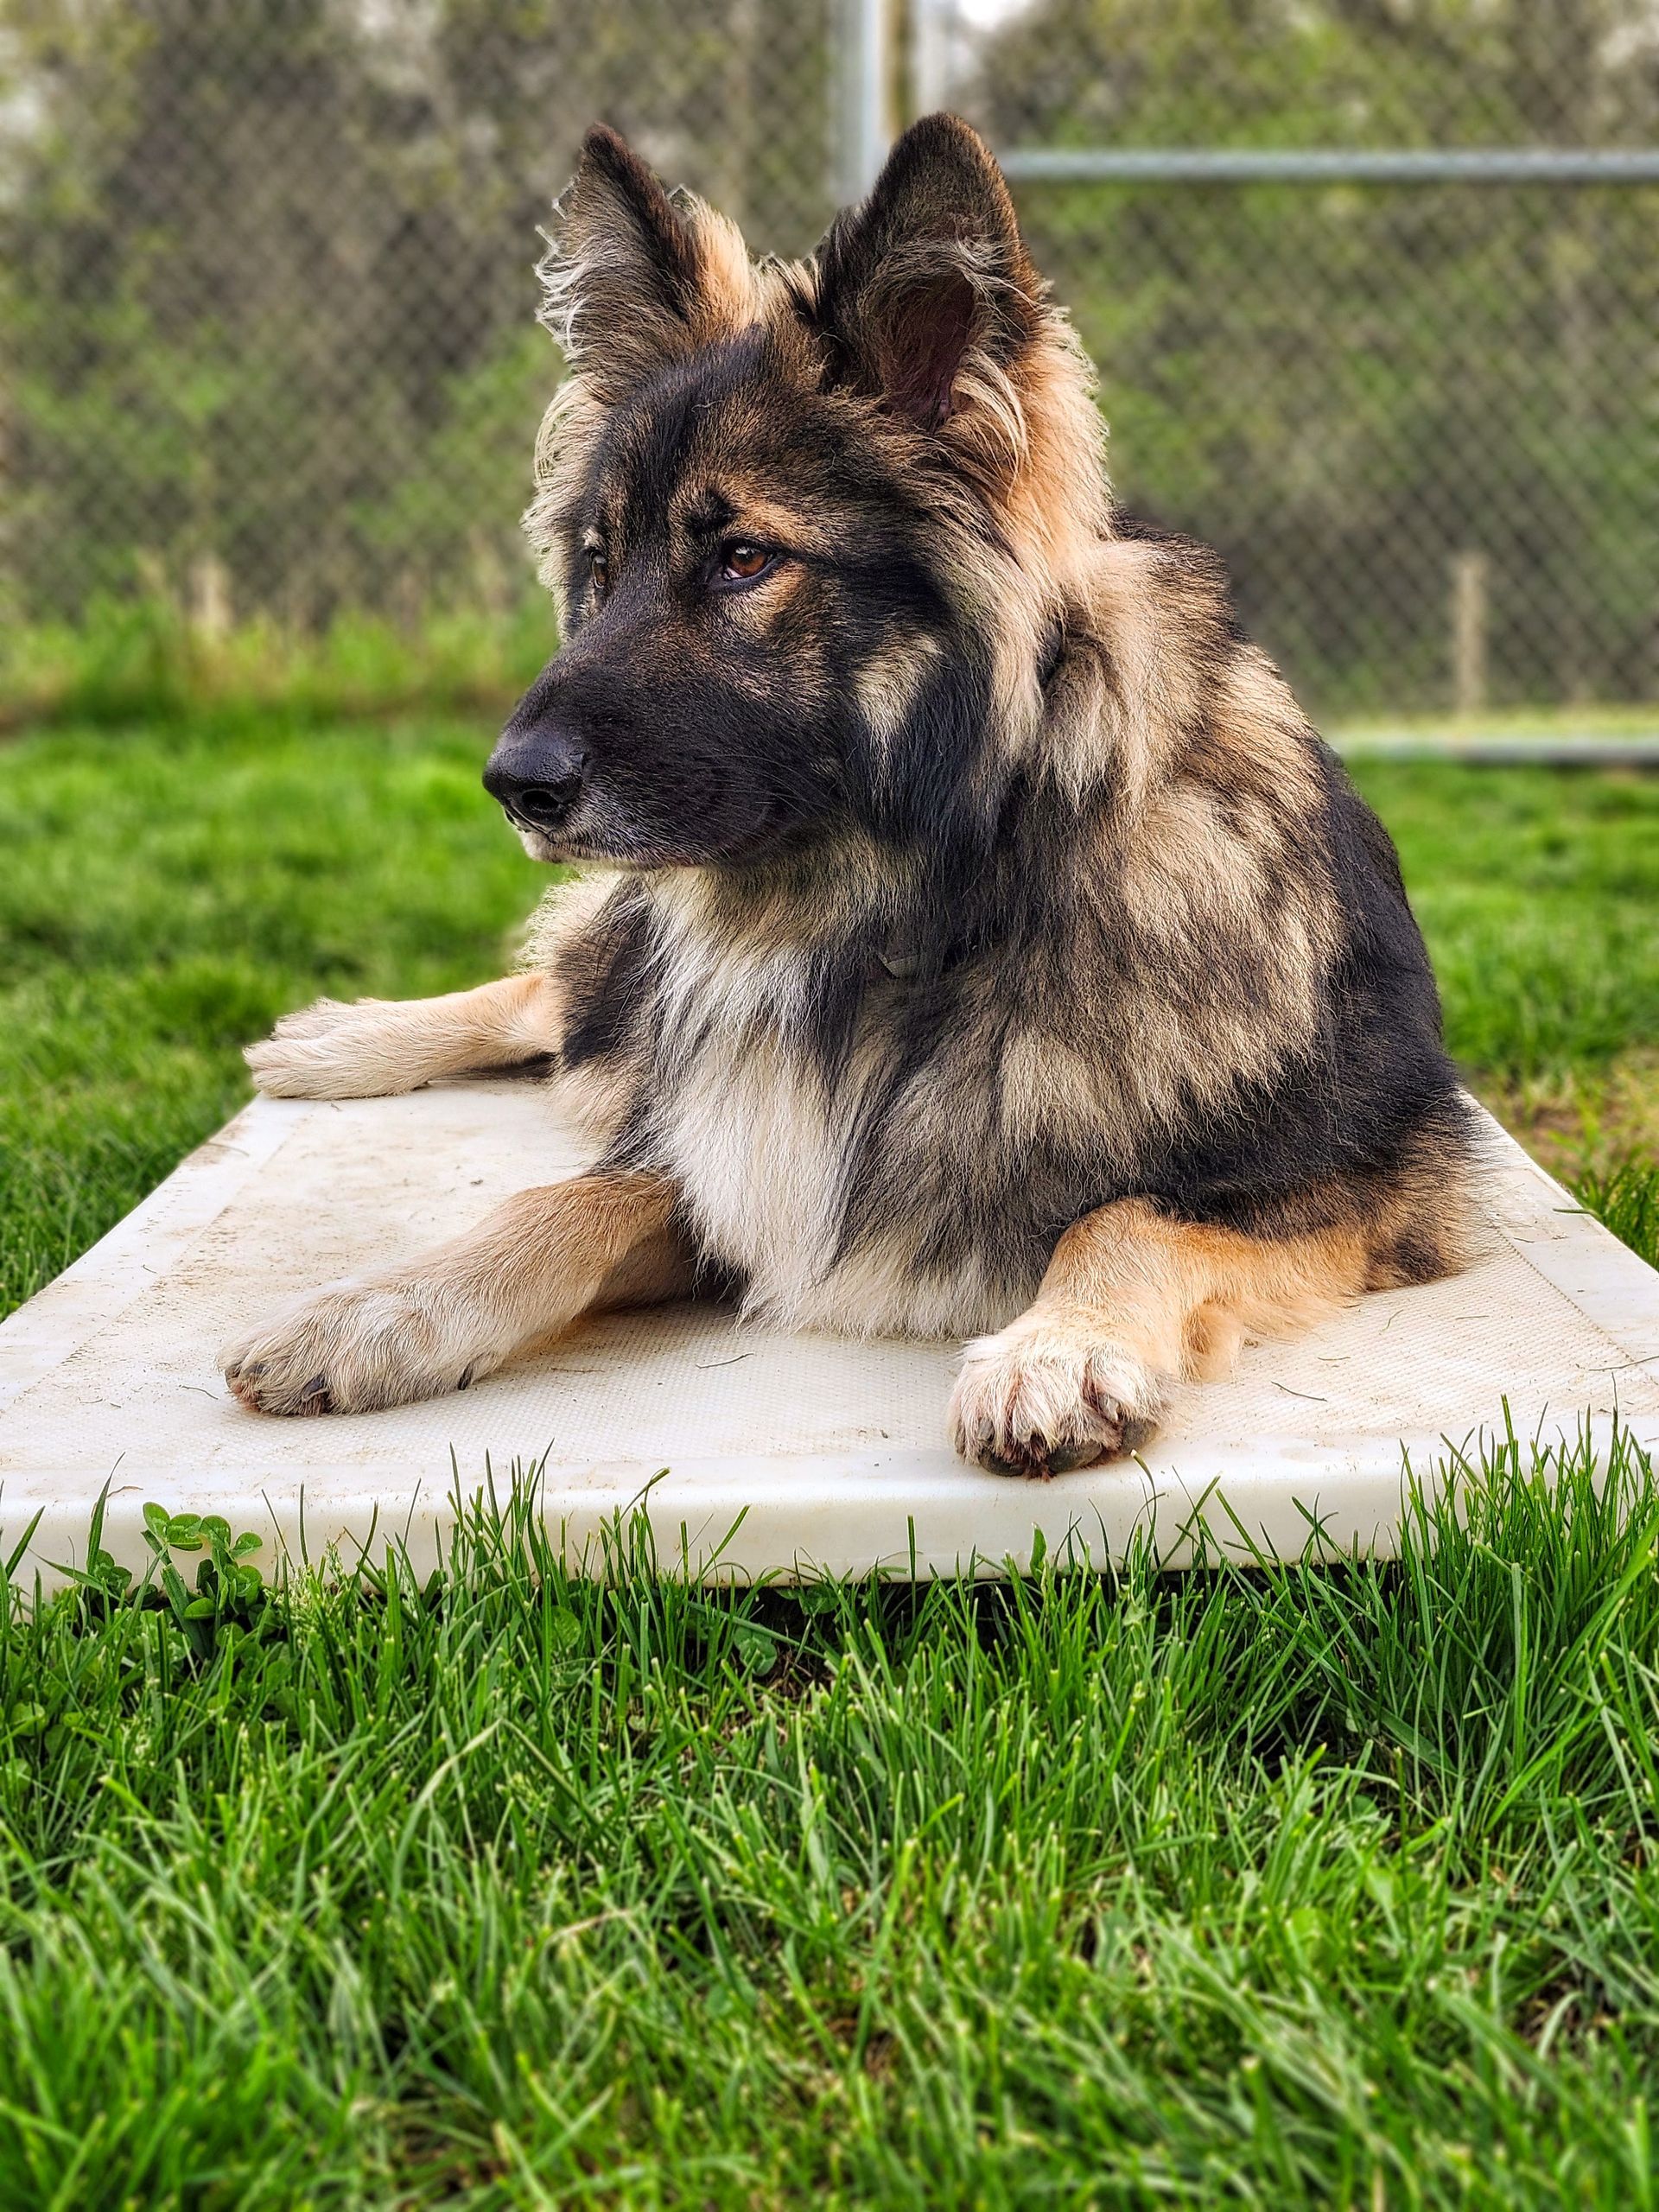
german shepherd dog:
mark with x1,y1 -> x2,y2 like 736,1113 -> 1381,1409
223,115 -> 1476,1476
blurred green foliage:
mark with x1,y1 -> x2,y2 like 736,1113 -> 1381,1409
981,0 -> 1659,712
0,0 -> 833,630
3,0 -> 1654,717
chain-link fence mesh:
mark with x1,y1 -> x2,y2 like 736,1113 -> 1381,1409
944,0 -> 1659,717
3,0 -> 1655,720
0,0 -> 842,639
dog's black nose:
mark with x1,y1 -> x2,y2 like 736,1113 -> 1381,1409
483,725 -> 588,833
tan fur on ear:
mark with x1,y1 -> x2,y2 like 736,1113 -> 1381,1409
684,199 -> 760,330
537,124 -> 758,404
800,116 -> 1110,769
808,117 -> 1105,524
527,130 -> 765,594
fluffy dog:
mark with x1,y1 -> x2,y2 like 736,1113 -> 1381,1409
224,114 -> 1476,1475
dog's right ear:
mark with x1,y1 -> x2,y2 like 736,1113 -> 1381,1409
810,114 -> 1044,435
539,124 -> 751,403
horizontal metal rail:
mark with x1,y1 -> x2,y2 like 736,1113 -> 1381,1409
1000,147 -> 1659,185
1333,733 -> 1659,768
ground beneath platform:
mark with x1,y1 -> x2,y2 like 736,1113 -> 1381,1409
2,1079 -> 1656,1586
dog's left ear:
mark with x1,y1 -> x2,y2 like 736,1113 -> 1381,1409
810,113 -> 1043,433
542,124 -> 753,402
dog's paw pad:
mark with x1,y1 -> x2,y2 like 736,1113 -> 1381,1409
949,1330 -> 1166,1478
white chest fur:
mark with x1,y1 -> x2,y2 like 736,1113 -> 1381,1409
645,900 -> 1007,1341
659,1035 -> 855,1321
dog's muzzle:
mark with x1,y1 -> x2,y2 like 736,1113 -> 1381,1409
483,723 -> 588,836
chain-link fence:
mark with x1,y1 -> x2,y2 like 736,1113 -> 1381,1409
3,0 -> 1656,720
938,0 -> 1659,717
0,1 -> 843,642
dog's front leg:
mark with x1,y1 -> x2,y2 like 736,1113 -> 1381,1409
246,971 -> 565,1099
222,1171 -> 681,1415
950,1198 -> 1363,1477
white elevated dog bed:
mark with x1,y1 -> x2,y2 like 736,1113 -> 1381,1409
2,1080 -> 1656,1586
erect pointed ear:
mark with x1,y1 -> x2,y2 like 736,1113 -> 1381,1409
539,124 -> 752,402
810,113 -> 1044,433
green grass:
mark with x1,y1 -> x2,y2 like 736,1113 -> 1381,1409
1573,1155 -> 1659,1274
0,711 -> 547,1317
0,1424 -> 1657,2205
0,595 -> 553,734
2,710 -> 1657,2201
1334,703 -> 1659,744
1348,760 -> 1659,1092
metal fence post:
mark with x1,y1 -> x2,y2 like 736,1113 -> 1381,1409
912,0 -> 958,118
1452,552 -> 1491,718
840,0 -> 892,200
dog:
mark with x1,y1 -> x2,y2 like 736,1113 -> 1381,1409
222,113 -> 1476,1476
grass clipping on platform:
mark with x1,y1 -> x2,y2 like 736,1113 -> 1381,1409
0,1416 -> 1656,2203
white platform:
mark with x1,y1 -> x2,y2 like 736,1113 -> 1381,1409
2,1080 -> 1656,1586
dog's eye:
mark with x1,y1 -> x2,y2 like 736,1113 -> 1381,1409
589,550 -> 610,597
719,543 -> 772,584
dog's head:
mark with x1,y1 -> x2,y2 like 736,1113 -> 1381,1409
486,115 -> 1107,871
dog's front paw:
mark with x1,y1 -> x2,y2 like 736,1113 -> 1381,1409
949,1322 -> 1167,1478
221,1280 -> 494,1416
245,998 -> 421,1100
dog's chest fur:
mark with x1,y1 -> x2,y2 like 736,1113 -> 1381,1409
638,887 -> 1018,1340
